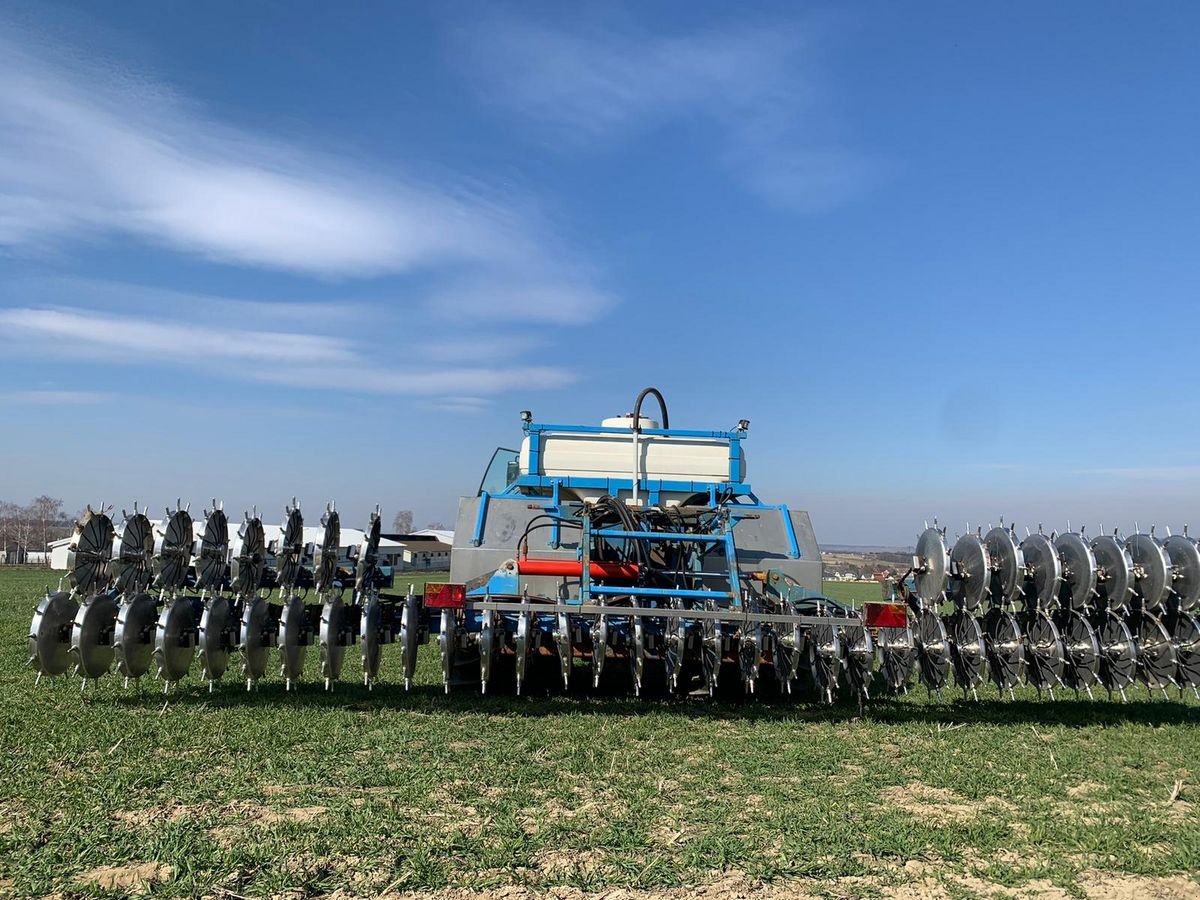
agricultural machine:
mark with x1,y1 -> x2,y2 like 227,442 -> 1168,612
26,388 -> 1200,703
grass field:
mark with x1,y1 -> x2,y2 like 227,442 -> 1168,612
2,567 -> 1198,899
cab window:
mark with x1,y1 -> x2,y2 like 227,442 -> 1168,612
478,447 -> 520,495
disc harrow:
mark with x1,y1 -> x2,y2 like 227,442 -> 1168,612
22,388 -> 1200,706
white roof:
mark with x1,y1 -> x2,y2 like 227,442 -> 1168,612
412,528 -> 454,543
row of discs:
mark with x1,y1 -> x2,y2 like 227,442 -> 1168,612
27,502 -> 422,695
906,524 -> 1200,698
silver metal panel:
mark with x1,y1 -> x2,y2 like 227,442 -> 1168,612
451,495 -> 581,591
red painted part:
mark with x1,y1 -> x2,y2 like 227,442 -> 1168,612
517,559 -> 641,581
863,601 -> 908,629
425,582 -> 466,608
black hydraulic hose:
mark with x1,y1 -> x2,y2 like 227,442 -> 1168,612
631,387 -> 669,431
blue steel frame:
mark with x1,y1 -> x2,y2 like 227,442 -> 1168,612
468,418 -> 804,562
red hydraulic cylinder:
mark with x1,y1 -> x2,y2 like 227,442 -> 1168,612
516,558 -> 641,580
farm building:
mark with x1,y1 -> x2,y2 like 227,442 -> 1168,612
381,532 -> 453,570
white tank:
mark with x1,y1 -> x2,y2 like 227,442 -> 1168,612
601,415 -> 660,429
518,419 -> 745,504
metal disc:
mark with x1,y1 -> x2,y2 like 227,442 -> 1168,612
944,608 -> 986,693
1019,609 -> 1064,692
278,596 -> 308,687
1163,534 -> 1200,611
631,614 -> 646,695
949,533 -> 991,611
982,606 -> 1024,692
70,594 -> 119,679
68,509 -> 114,595
593,615 -> 610,687
1166,611 -> 1200,689
740,623 -> 763,694
1019,533 -> 1061,610
878,620 -> 915,692
805,620 -> 841,702
1097,612 -> 1137,694
984,526 -> 1024,606
1055,608 -> 1100,693
196,508 -> 229,590
231,516 -> 265,596
841,622 -> 875,698
914,527 -> 949,605
1091,534 -> 1134,612
771,623 -> 795,691
199,597 -> 232,682
239,596 -> 272,686
361,594 -> 382,687
555,612 -> 572,689
114,592 -> 158,679
400,595 -> 420,688
1130,609 -> 1177,689
479,611 -> 495,692
438,609 -> 455,692
154,598 -> 197,684
111,511 -> 154,595
315,506 -> 340,594
356,511 -> 382,593
665,615 -> 684,691
153,508 -> 193,592
914,607 -> 950,691
319,597 -> 347,686
1054,532 -> 1098,610
276,506 -> 305,589
515,609 -> 531,694
29,591 -> 79,676
1127,533 -> 1171,610
700,618 -> 720,695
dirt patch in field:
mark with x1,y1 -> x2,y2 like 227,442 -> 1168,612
878,782 -> 980,822
530,848 -> 607,878
208,802 -> 329,846
1067,781 -> 1106,798
113,804 -> 199,828
78,862 -> 173,892
1080,873 -> 1200,899
289,869 -> 1200,900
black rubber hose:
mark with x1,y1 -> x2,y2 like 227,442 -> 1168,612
631,387 -> 669,431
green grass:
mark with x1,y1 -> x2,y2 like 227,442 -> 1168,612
1,568 -> 1198,898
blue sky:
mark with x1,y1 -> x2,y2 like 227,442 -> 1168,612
1,1 -> 1198,546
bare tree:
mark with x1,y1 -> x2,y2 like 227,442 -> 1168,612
425,521 -> 447,531
30,495 -> 63,563
392,509 -> 414,533
0,501 -> 12,565
12,505 -> 35,564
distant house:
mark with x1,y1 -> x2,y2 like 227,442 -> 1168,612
381,533 -> 453,571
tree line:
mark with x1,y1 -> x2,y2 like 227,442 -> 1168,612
0,496 -> 72,565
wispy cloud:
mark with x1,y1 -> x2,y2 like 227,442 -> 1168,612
0,301 -> 573,398
0,24 -> 611,315
451,12 -> 876,209
0,307 -> 355,365
424,277 -> 613,326
0,390 -> 111,405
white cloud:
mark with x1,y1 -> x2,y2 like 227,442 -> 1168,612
423,277 -> 614,326
0,26 -> 608,298
0,304 -> 573,397
453,13 -> 876,208
0,307 -> 355,365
